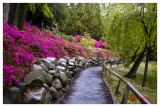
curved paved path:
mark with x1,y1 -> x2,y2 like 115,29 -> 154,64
58,66 -> 113,104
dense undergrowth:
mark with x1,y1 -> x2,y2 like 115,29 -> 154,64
106,62 -> 157,104
3,22 -> 110,87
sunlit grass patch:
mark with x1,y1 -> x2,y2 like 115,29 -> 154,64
105,61 -> 157,104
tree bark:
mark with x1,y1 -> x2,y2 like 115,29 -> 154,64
7,3 -> 19,26
142,53 -> 149,87
3,3 -> 10,23
17,3 -> 28,30
124,47 -> 140,67
124,51 -> 145,79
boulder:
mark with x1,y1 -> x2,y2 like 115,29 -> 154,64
56,66 -> 66,73
43,84 -> 49,91
24,64 -> 45,87
47,92 -> 52,104
69,58 -> 76,63
15,79 -> 27,94
48,69 -> 59,78
72,68 -> 78,73
66,70 -> 72,79
69,70 -> 74,77
62,85 -> 70,93
58,61 -> 66,67
58,58 -> 67,63
43,71 -> 53,85
48,86 -> 58,99
22,87 -> 48,104
68,66 -> 74,71
78,64 -> 83,68
46,57 -> 58,66
58,90 -> 64,98
85,62 -> 89,67
52,78 -> 62,90
62,56 -> 70,61
35,59 -> 55,71
69,61 -> 74,66
3,87 -> 21,104
58,71 -> 69,87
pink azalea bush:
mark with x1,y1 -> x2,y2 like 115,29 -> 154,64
96,49 -> 110,58
74,35 -> 83,42
64,41 -> 88,58
92,39 -> 106,49
107,45 -> 111,50
3,22 -> 88,87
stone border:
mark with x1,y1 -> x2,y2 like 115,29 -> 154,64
4,56 -> 106,104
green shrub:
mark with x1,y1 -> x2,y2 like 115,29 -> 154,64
84,32 -> 92,40
68,35 -> 74,42
77,38 -> 95,47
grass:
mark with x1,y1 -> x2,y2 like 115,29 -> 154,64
104,61 -> 157,104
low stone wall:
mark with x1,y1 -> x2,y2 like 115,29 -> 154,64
3,56 -> 106,104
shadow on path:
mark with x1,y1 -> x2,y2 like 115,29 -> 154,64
58,66 -> 113,104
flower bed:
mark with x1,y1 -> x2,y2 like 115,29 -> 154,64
3,22 -> 88,87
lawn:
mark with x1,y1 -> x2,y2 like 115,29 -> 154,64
104,61 -> 157,104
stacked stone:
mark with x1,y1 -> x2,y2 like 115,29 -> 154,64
3,56 -> 86,104
85,57 -> 106,67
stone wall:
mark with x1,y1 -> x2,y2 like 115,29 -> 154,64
3,56 -> 105,104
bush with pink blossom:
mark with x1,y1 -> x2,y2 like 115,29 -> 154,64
74,35 -> 84,42
3,22 -> 88,87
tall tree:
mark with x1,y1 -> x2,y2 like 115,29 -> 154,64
17,3 -> 28,30
7,3 -> 19,26
106,3 -> 157,82
26,3 -> 54,28
3,3 -> 10,23
48,3 -> 71,32
7,3 -> 29,30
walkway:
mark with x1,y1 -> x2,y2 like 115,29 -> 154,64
58,66 -> 113,104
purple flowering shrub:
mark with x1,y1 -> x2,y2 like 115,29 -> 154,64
96,49 -> 110,58
64,40 -> 88,58
92,39 -> 106,49
3,23 -> 35,87
3,23 -> 88,87
74,35 -> 84,42
107,45 -> 111,50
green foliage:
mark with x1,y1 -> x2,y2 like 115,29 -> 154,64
28,3 -> 53,19
105,3 -> 157,66
40,4 -> 54,19
77,38 -> 95,47
48,3 -> 70,30
52,31 -> 74,42
48,3 -> 107,40
84,32 -> 92,40
106,61 -> 157,104
61,35 -> 74,42
28,3 -> 36,13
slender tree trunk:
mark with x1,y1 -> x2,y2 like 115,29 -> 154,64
142,53 -> 149,87
7,3 -> 19,26
3,3 -> 10,23
17,3 -> 28,30
124,47 -> 140,67
124,52 -> 145,79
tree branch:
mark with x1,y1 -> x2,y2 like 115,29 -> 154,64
148,15 -> 157,38
140,5 -> 148,39
150,36 -> 157,48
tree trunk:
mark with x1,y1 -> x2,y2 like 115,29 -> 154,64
142,53 -> 149,87
124,47 -> 140,67
7,3 -> 19,26
17,3 -> 28,30
3,3 -> 10,23
124,51 -> 145,79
